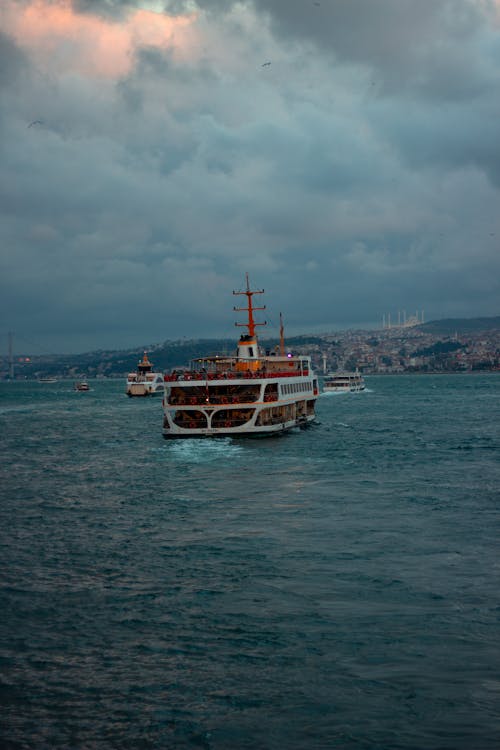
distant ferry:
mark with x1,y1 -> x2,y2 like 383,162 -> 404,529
162,275 -> 319,438
38,376 -> 57,383
323,370 -> 365,393
126,352 -> 164,397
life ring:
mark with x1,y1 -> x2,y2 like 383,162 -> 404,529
224,421 -> 231,428
189,421 -> 196,428
221,396 -> 228,404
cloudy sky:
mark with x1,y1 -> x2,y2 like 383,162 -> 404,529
1,0 -> 499,353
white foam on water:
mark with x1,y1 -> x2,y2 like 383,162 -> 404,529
162,437 -> 245,464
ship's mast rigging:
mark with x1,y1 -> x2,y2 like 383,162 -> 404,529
279,313 -> 285,357
233,273 -> 266,337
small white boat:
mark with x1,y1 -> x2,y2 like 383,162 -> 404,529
38,377 -> 58,383
74,381 -> 90,391
162,275 -> 319,438
323,370 -> 365,393
126,352 -> 164,397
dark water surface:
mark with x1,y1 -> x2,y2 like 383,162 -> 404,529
1,375 -> 499,749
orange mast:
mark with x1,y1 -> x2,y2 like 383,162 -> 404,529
233,273 -> 266,337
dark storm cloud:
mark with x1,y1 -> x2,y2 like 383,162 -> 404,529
0,0 -> 499,352
165,0 -> 498,98
251,1 -> 484,84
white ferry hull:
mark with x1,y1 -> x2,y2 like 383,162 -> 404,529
323,384 -> 365,393
162,411 -> 315,439
126,380 -> 163,397
162,373 -> 318,439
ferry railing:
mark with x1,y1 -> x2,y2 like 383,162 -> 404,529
168,393 -> 260,406
164,369 -> 310,382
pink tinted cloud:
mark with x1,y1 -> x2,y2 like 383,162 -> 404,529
2,0 -> 195,78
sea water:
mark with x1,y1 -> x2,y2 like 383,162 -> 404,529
0,375 -> 499,749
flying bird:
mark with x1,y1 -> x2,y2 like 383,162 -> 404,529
28,120 -> 43,128
262,61 -> 271,67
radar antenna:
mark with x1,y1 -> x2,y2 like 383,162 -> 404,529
233,273 -> 266,337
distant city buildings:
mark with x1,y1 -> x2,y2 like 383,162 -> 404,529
1,322 -> 499,379
299,325 -> 499,375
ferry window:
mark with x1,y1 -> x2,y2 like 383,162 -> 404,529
248,347 -> 254,357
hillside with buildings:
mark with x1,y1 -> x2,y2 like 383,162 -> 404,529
2,317 -> 499,380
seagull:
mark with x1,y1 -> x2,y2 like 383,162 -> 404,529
28,120 -> 43,128
262,61 -> 271,67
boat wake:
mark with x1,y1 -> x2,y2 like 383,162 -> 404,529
165,437 -> 244,464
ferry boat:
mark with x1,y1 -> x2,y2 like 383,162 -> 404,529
162,276 -> 319,438
323,370 -> 365,393
126,352 -> 164,397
